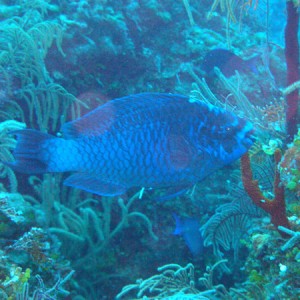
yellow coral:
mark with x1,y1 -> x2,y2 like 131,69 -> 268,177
20,268 -> 31,284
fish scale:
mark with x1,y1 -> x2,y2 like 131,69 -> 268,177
6,93 -> 254,196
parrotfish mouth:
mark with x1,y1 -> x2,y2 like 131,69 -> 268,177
243,128 -> 256,149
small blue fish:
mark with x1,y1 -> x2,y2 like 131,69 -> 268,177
201,48 -> 258,77
173,214 -> 203,256
7,93 -> 254,196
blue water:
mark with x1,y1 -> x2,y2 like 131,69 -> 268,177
0,1 -> 298,299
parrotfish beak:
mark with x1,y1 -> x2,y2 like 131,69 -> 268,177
243,128 -> 256,149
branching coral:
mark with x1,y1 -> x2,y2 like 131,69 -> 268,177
49,191 -> 158,270
182,0 -> 195,26
208,0 -> 258,22
207,0 -> 258,45
0,223 -> 75,299
7,227 -> 51,265
0,120 -> 25,192
0,192 -> 30,224
18,0 -> 59,17
278,226 -> 300,251
116,260 -> 229,299
117,263 -> 199,299
241,150 -> 290,234
0,9 -> 86,132
16,82 -> 86,132
0,19 -> 55,84
187,64 -> 285,139
0,263 -> 74,299
207,0 -> 237,23
200,200 -> 262,272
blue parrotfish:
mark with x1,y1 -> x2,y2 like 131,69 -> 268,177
173,213 -> 203,256
7,93 -> 254,196
201,48 -> 258,77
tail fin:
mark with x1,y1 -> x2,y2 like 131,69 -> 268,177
6,129 -> 56,174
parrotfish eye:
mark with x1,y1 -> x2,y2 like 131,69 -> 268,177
224,125 -> 237,135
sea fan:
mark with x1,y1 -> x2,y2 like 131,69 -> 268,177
200,157 -> 274,270
200,199 -> 262,265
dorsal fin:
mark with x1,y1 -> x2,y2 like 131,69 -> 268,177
62,93 -> 191,139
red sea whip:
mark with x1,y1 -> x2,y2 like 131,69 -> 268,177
285,0 -> 299,141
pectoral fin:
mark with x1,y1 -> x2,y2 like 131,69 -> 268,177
154,186 -> 190,201
64,173 -> 126,196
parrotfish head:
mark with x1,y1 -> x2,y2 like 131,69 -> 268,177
220,116 -> 254,162
198,105 -> 255,164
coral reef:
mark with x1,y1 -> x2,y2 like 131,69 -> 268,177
279,129 -> 300,195
0,121 -> 25,192
284,0 -> 299,140
0,0 -> 298,299
116,260 -> 230,299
